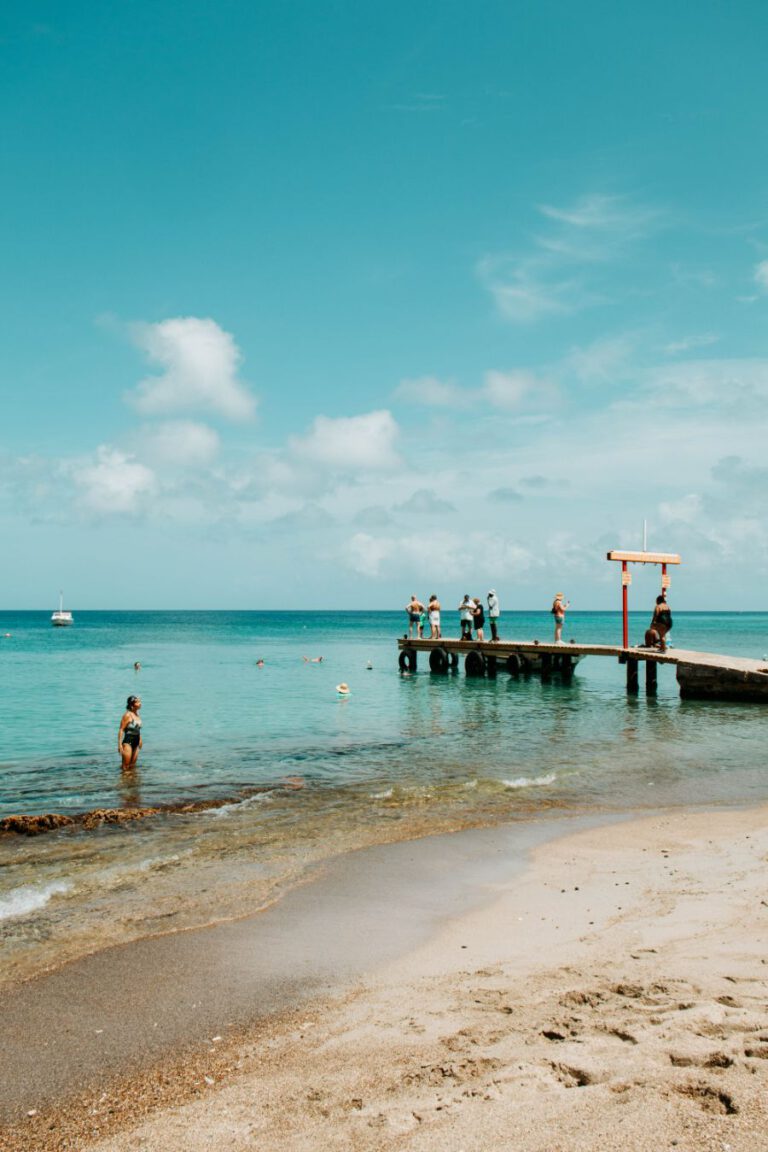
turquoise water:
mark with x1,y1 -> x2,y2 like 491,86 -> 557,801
1,609 -> 767,986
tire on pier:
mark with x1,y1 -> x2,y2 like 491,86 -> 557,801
506,653 -> 521,676
464,649 -> 486,678
429,647 -> 449,673
399,649 -> 417,672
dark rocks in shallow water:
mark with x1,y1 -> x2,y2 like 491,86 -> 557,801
0,813 -> 75,835
77,806 -> 162,830
0,792 -> 265,837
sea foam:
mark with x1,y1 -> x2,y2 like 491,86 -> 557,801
503,773 -> 556,790
0,880 -> 71,921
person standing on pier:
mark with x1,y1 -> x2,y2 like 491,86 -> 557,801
428,594 -> 441,639
405,595 -> 425,639
473,597 -> 485,641
487,590 -> 500,641
552,593 -> 569,643
458,594 -> 474,640
651,593 -> 673,652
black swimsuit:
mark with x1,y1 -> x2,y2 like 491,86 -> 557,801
122,716 -> 142,749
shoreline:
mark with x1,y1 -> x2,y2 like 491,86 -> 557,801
2,802 -> 768,1150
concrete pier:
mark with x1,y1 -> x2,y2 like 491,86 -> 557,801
397,637 -> 768,703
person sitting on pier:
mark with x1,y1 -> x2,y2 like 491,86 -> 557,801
552,593 -> 569,643
473,597 -> 485,641
487,589 -> 500,640
458,594 -> 474,640
405,595 -> 425,639
651,593 -> 673,653
428,594 -> 441,639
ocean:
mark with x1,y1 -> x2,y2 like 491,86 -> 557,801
1,609 -> 767,987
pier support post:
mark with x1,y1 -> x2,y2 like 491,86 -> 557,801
645,660 -> 657,696
541,652 -> 552,682
626,657 -> 639,694
560,654 -> 573,681
486,655 -> 497,679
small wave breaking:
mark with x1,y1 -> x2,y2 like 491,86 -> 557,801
0,880 -> 71,921
503,773 -> 557,790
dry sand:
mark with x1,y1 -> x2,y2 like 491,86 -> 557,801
4,805 -> 768,1151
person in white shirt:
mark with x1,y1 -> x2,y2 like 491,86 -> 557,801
487,590 -> 500,641
458,594 -> 474,640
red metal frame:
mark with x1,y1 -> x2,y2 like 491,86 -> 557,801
606,550 -> 681,648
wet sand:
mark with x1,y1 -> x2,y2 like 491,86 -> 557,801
2,805 -> 768,1151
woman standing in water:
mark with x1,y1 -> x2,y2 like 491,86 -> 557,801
118,695 -> 142,770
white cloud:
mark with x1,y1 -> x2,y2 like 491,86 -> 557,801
347,532 -> 394,576
754,260 -> 768,291
344,529 -> 538,583
478,193 -> 659,326
659,494 -> 702,525
476,255 -> 578,324
669,264 -> 717,289
645,358 -> 768,409
538,193 -> 658,236
394,375 -> 471,408
663,333 -> 719,356
291,410 -> 400,471
72,447 -> 156,514
394,489 -> 455,515
483,369 -> 552,410
127,317 -> 256,421
565,336 -> 635,383
141,421 -> 220,468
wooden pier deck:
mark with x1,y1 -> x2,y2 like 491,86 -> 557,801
396,637 -> 768,702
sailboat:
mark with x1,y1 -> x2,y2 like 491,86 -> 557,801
51,591 -> 74,627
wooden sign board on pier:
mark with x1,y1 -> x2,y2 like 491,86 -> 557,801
606,551 -> 681,565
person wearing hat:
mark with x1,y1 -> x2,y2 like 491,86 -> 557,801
551,593 -> 570,643
336,682 -> 350,695
487,589 -> 500,641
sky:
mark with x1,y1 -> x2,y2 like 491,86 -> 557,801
2,0 -> 768,609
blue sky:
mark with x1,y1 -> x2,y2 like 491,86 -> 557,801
2,1 -> 768,609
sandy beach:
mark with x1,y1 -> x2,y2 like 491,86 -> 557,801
2,803 -> 768,1152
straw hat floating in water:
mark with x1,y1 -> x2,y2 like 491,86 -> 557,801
336,682 -> 350,695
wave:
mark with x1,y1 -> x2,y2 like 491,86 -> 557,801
0,880 -> 71,921
502,773 -> 557,790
